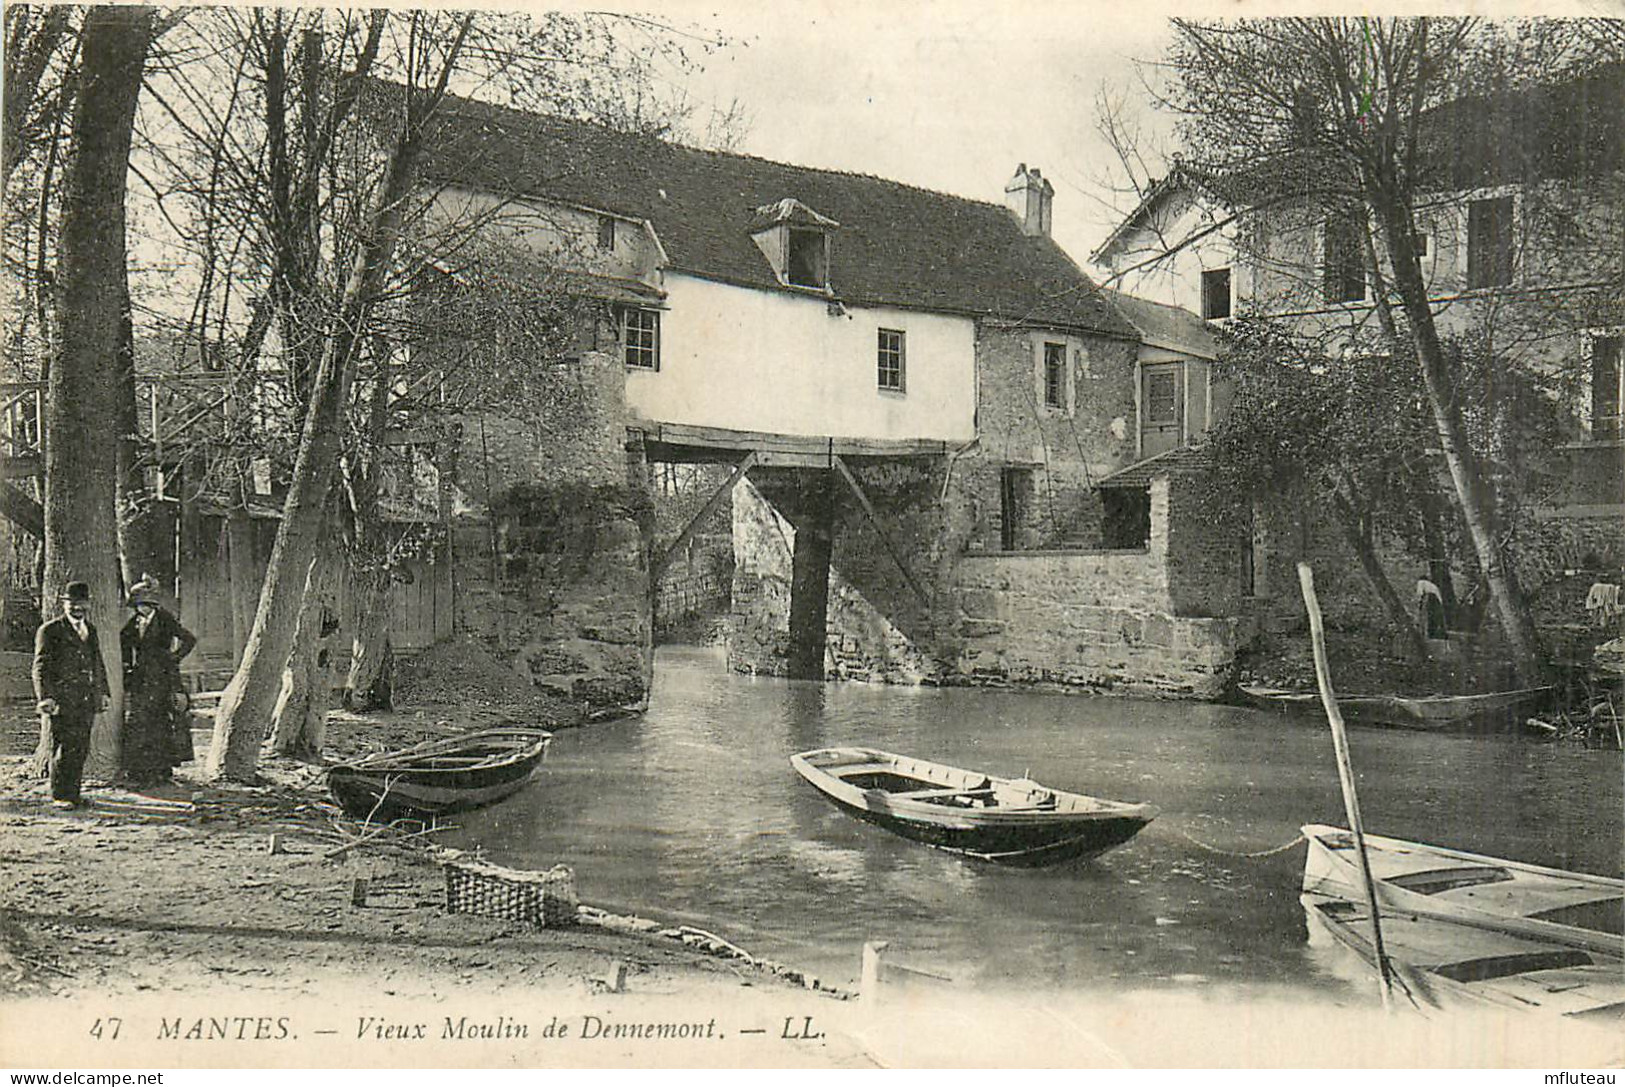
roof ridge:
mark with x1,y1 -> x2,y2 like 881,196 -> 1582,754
439,87 -> 1019,218
415,81 -> 1139,339
1098,284 -> 1196,316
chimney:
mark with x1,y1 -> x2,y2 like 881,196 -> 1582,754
1004,163 -> 1054,237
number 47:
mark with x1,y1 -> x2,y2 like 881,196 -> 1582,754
89,1018 -> 122,1040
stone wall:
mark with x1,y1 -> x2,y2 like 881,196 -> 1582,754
1164,473 -> 1248,619
727,476 -> 793,676
964,326 -> 1139,550
731,472 -> 1242,698
1238,485 -> 1450,670
652,464 -> 734,640
947,478 -> 1238,698
448,348 -> 653,712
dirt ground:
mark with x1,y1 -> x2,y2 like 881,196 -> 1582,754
0,682 -> 874,1068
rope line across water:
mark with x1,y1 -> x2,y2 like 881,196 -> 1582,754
1161,825 -> 1308,859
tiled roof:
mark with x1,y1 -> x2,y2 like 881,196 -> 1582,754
1094,61 -> 1624,258
1100,289 -> 1218,360
1096,442 -> 1214,489
417,93 -> 1137,338
1418,61 -> 1624,191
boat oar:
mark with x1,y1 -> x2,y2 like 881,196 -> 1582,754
1298,562 -> 1395,1010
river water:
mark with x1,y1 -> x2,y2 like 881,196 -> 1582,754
442,645 -> 1622,1000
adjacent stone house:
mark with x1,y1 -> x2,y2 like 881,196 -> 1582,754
1091,61 -> 1625,655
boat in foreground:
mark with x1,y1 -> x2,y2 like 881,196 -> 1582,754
790,747 -> 1157,867
328,727 -> 552,821
1300,823 -> 1625,1021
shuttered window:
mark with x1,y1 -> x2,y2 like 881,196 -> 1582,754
1467,196 -> 1515,289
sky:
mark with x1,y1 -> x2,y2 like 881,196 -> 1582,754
628,0 -> 1181,268
590,0 -> 1615,270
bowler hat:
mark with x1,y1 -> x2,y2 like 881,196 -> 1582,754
62,581 -> 91,603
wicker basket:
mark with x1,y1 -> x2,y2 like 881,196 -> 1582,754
444,859 -> 578,928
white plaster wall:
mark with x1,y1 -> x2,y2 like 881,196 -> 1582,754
629,273 -> 977,441
1099,194 -> 1244,318
421,184 -> 661,285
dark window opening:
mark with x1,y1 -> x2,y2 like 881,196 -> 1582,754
1000,467 -> 1035,551
1593,335 -> 1622,438
1043,342 -> 1066,409
620,307 -> 659,370
1467,196 -> 1515,289
596,215 -> 615,251
1101,488 -> 1151,549
1414,232 -> 1429,258
786,228 -> 828,288
1323,212 -> 1367,303
877,328 -> 905,392
1201,268 -> 1231,320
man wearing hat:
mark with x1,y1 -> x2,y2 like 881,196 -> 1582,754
33,581 -> 112,808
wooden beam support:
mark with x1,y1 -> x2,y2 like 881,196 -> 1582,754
650,451 -> 755,586
832,454 -> 931,607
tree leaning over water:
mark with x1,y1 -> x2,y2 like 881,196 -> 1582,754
1160,18 -> 1622,685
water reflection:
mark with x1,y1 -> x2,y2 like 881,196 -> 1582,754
444,645 -> 1623,995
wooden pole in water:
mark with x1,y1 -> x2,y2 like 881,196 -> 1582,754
1297,562 -> 1394,1009
860,940 -> 888,1007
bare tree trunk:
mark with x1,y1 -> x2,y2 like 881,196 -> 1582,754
345,540 -> 394,711
1331,488 -> 1428,659
40,5 -> 154,777
1360,217 -> 1461,636
114,275 -> 155,587
226,302 -> 273,664
1369,190 -> 1547,685
270,542 -> 338,756
206,24 -> 471,780
344,346 -> 394,711
1416,478 -> 1459,627
1,5 -> 72,192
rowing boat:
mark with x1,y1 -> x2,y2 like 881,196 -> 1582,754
1375,687 -> 1553,726
328,727 -> 552,821
1299,823 -> 1625,1020
1239,683 -> 1551,730
790,747 -> 1157,867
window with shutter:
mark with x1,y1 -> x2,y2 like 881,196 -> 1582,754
1467,196 -> 1515,289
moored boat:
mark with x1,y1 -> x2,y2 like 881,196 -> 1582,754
790,747 -> 1157,867
328,727 -> 552,821
1376,687 -> 1552,726
1299,823 -> 1625,1020
1238,683 -> 1551,730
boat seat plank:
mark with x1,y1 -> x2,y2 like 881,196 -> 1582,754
888,786 -> 994,801
831,764 -> 904,779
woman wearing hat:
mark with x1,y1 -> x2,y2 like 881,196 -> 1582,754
119,577 -> 197,787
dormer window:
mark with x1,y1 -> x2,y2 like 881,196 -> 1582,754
750,198 -> 839,292
787,228 -> 828,289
